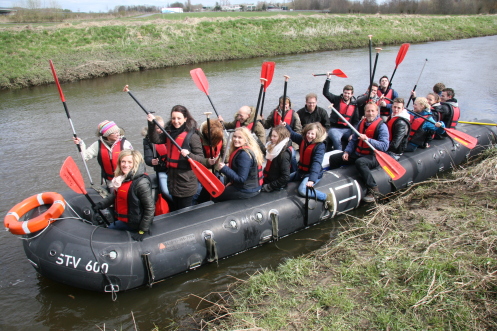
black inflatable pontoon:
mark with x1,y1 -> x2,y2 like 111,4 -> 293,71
14,123 -> 497,293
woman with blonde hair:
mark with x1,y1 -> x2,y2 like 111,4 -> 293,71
262,125 -> 292,192
93,150 -> 155,241
405,97 -> 445,152
215,127 -> 263,201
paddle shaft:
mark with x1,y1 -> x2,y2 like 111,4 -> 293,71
406,59 -> 428,108
369,35 -> 373,85
330,106 -> 378,152
49,60 -> 94,185
459,121 -> 497,126
282,75 -> 289,121
253,83 -> 264,133
368,50 -> 381,102
206,114 -> 213,157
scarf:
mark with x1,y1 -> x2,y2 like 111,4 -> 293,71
265,137 -> 290,161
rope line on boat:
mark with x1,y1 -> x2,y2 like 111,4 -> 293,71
89,226 -> 118,301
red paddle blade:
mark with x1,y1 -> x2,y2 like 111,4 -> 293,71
187,159 -> 225,198
332,69 -> 348,78
190,68 -> 209,95
445,128 -> 478,149
261,61 -> 275,92
60,156 -> 88,195
49,60 -> 66,102
374,150 -> 406,180
395,43 -> 410,68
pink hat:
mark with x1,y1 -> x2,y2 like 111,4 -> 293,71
98,120 -> 120,137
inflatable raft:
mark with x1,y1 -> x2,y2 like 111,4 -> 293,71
5,123 -> 497,294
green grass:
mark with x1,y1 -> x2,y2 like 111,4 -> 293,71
1,14 -> 497,89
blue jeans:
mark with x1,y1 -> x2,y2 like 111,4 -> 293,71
327,127 -> 352,151
108,220 -> 134,231
289,172 -> 327,201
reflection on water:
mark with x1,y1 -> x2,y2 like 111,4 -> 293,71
0,36 -> 496,330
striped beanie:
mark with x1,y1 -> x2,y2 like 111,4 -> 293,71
98,120 -> 120,137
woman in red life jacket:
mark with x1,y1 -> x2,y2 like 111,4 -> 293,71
142,115 -> 172,203
261,124 -> 292,192
73,120 -> 133,189
284,122 -> 333,209
264,96 -> 302,133
196,118 -> 226,204
146,105 -> 204,211
93,150 -> 155,241
215,127 -> 264,201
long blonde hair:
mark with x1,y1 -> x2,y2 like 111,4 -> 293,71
415,97 -> 430,111
114,150 -> 144,177
229,127 -> 264,166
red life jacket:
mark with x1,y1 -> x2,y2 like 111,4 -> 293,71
97,138 -> 126,181
115,181 -> 132,222
165,131 -> 194,169
377,88 -> 394,117
228,146 -> 263,188
442,102 -> 461,128
235,121 -> 254,130
273,109 -> 295,127
408,114 -> 434,146
154,143 -> 167,164
336,100 -> 357,127
355,118 -> 383,155
386,116 -> 410,142
202,140 -> 223,159
298,140 -> 318,173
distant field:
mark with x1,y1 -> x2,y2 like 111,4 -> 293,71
1,13 -> 496,89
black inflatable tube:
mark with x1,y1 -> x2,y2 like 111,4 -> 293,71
21,123 -> 497,292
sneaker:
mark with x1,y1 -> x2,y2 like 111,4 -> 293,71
324,193 -> 334,210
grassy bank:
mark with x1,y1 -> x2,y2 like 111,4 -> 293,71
193,148 -> 497,330
1,14 -> 497,89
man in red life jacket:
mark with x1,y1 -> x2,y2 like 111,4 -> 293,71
356,83 -> 380,118
297,93 -> 330,130
439,88 -> 460,132
377,75 -> 399,121
328,102 -> 390,203
219,105 -> 266,148
323,73 -> 359,151
386,98 -> 410,158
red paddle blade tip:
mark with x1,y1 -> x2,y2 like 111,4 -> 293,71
261,61 -> 275,91
395,43 -> 410,66
190,68 -> 209,94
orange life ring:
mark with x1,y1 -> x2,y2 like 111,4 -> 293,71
4,192 -> 66,235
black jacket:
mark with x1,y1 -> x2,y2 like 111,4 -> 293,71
143,136 -> 167,173
323,79 -> 359,127
264,140 -> 292,190
387,116 -> 410,154
296,106 -> 330,130
100,163 -> 155,232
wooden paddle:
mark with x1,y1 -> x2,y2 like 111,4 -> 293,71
123,86 -> 225,198
407,110 -> 478,149
312,69 -> 348,78
368,35 -> 373,85
49,60 -> 94,185
330,105 -> 406,180
60,156 -> 110,225
406,58 -> 428,108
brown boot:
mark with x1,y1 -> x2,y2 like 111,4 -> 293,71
363,186 -> 380,203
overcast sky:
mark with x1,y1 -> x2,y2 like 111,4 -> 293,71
0,0 -> 237,12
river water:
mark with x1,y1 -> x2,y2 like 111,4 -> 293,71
1,36 -> 497,330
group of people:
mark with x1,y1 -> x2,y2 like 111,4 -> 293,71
323,74 -> 460,202
72,75 -> 461,238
